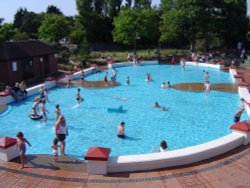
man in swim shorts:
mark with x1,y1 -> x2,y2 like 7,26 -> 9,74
117,122 -> 125,139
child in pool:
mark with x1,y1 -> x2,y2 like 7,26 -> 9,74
40,101 -> 49,123
126,76 -> 130,85
55,104 -> 61,120
76,88 -> 84,104
51,138 -> 59,162
16,132 -> 31,169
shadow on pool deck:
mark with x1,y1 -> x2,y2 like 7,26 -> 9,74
10,154 -> 87,172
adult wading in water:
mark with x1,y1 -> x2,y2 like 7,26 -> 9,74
54,115 -> 68,155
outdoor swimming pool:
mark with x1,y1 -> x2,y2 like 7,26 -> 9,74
0,63 -> 248,157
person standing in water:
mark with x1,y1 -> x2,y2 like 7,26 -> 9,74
126,76 -> 130,85
117,122 -> 126,139
76,88 -> 84,105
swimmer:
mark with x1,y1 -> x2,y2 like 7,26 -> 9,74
39,87 -> 46,102
153,102 -> 167,111
31,97 -> 40,116
117,122 -> 125,139
76,88 -> 84,104
161,82 -> 167,89
55,104 -> 61,120
113,97 -> 128,101
40,101 -> 49,123
240,98 -> 250,108
204,81 -> 211,95
80,70 -> 84,81
167,81 -> 171,89
154,102 -> 160,107
146,73 -> 152,82
104,72 -> 108,82
153,140 -> 168,152
66,79 -> 72,88
126,76 -> 130,85
181,61 -> 185,70
204,71 -> 209,82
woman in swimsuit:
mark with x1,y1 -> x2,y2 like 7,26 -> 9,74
55,115 -> 68,155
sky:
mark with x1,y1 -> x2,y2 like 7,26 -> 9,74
0,0 -> 248,23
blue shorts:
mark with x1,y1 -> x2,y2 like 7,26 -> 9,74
234,116 -> 240,123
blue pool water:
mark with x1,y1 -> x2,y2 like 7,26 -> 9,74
0,63 -> 248,157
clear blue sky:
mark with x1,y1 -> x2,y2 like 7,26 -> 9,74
0,0 -> 248,23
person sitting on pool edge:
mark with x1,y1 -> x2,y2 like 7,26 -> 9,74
234,106 -> 244,123
117,122 -> 125,139
153,102 -> 167,111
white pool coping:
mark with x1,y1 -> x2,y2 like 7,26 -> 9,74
1,61 -> 250,173
106,60 -> 250,173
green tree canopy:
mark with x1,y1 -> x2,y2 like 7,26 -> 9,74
12,29 -> 29,41
68,26 -> 86,44
46,5 -> 63,15
0,23 -> 14,42
13,8 -> 44,38
76,0 -> 114,42
113,8 -> 159,54
160,0 -> 249,51
38,14 -> 69,43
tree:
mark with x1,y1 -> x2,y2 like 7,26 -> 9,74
76,0 -> 114,42
79,37 -> 90,61
0,23 -> 14,42
13,8 -> 27,29
13,8 -> 44,39
159,0 -> 249,51
68,26 -> 86,44
107,0 -> 122,18
46,5 -> 63,15
38,14 -> 69,43
76,0 -> 93,40
12,30 -> 29,41
160,0 -> 202,51
113,8 -> 159,54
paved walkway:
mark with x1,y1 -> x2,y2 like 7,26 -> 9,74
1,144 -> 250,188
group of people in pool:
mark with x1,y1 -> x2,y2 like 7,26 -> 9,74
104,67 -> 119,82
161,81 -> 171,89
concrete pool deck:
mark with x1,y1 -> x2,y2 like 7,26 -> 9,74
1,143 -> 250,187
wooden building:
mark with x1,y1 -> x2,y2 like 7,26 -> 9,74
0,40 -> 58,85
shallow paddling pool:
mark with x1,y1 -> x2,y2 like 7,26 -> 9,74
0,63 -> 247,157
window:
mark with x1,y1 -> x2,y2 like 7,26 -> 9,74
12,61 -> 17,71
